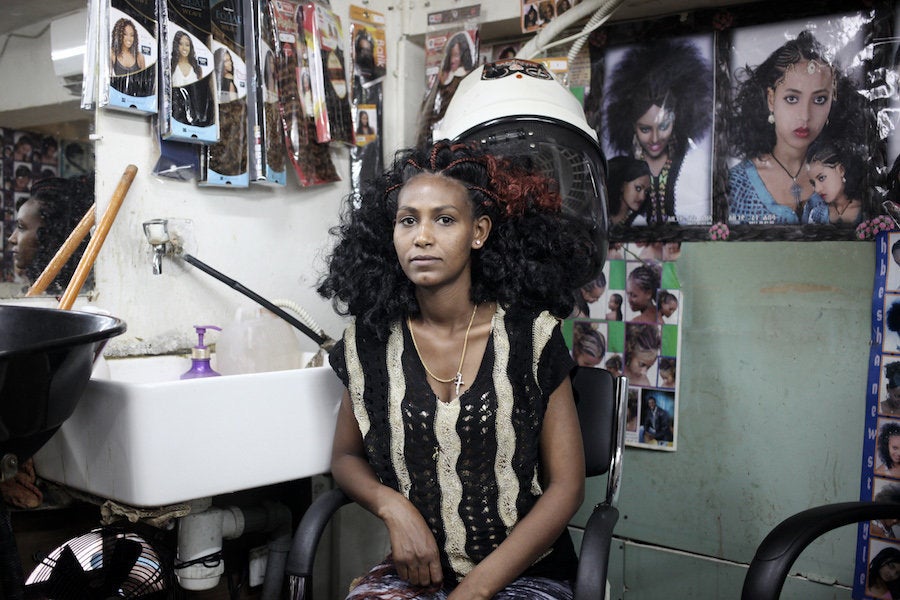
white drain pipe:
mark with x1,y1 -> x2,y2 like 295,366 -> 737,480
175,498 -> 293,599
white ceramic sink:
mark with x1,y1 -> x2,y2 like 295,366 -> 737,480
34,356 -> 343,507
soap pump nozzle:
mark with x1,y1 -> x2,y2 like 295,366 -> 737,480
181,325 -> 222,380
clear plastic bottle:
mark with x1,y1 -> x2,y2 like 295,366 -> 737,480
216,307 -> 304,375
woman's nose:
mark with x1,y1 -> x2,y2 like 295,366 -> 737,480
415,223 -> 432,246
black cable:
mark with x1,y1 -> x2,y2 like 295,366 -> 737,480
181,253 -> 333,349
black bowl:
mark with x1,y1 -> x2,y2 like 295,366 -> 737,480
0,306 -> 126,463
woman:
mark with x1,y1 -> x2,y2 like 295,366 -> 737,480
110,18 -> 145,76
606,156 -> 651,226
214,47 -> 239,100
877,422 -> 900,479
417,33 -> 475,145
626,262 -> 661,323
803,141 -> 864,225
572,323 -> 606,368
7,176 -> 93,293
872,483 -> 900,539
727,31 -> 866,224
170,30 -> 213,127
606,293 -> 623,321
604,38 -> 713,224
623,323 -> 661,387
884,362 -> 900,417
868,547 -> 900,599
318,141 -> 594,598
356,110 -> 374,136
171,31 -> 202,86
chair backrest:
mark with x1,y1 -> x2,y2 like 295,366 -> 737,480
570,366 -> 628,508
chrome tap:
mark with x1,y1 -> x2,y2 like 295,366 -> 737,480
142,219 -> 169,275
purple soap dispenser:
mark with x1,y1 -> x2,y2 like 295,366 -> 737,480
181,325 -> 222,379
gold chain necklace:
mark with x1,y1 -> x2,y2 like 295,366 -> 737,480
408,303 -> 478,397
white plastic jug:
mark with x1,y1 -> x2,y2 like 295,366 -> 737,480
215,306 -> 304,375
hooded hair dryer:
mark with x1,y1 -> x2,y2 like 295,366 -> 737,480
433,58 -> 608,281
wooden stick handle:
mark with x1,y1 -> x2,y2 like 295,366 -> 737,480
25,204 -> 96,297
58,165 -> 138,310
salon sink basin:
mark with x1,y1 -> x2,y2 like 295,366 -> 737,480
33,355 -> 343,507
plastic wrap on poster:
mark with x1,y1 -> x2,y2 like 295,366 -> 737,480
564,242 -> 683,451
583,2 -> 894,242
301,2 -> 352,144
103,0 -> 158,114
200,0 -> 250,186
158,0 -> 218,143
271,0 -> 338,186
245,0 -> 285,185
417,5 -> 481,146
348,4 -> 386,192
82,0 -> 102,111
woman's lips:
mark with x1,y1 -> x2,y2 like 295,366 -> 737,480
793,127 -> 810,138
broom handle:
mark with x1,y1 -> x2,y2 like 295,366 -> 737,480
58,165 -> 138,310
25,204 -> 96,297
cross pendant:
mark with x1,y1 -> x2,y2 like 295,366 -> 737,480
453,372 -> 464,397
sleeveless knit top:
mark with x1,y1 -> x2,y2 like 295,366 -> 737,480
329,306 -> 578,585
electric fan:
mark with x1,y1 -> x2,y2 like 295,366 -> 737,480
24,527 -> 168,599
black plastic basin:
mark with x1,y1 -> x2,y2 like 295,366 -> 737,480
0,305 -> 126,462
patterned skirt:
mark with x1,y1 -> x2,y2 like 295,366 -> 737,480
345,558 -> 574,600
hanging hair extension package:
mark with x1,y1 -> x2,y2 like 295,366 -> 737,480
271,0 -> 339,186
302,1 -> 353,145
199,0 -> 249,186
347,5 -> 386,193
103,0 -> 158,114
245,0 -> 286,185
159,0 -> 219,143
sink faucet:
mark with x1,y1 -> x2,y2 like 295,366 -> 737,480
142,219 -> 169,275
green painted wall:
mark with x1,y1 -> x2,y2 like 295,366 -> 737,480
576,241 -> 874,598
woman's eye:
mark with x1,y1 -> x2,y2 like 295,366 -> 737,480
437,216 -> 455,225
813,94 -> 829,105
783,94 -> 798,104
397,216 -> 415,226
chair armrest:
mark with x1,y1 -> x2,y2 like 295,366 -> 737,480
574,504 -> 619,600
286,487 -> 353,578
742,501 -> 900,600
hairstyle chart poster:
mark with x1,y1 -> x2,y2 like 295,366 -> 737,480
583,0 -> 894,242
563,243 -> 683,451
856,231 -> 900,598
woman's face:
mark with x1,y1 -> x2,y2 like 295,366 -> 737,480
626,278 -> 653,312
393,174 -> 490,290
807,161 -> 845,205
881,559 -> 900,582
767,61 -> 834,153
609,295 -> 622,310
890,434 -> 900,467
660,298 -> 678,318
634,104 -> 675,160
7,198 -> 41,272
223,51 -> 233,74
622,175 -> 650,211
123,25 -> 135,49
626,349 -> 658,380
359,111 -> 369,126
447,42 -> 462,72
178,35 -> 192,59
581,281 -> 604,303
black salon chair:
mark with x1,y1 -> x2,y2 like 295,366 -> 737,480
742,501 -> 900,599
285,366 -> 628,600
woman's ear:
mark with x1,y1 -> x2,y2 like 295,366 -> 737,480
472,215 -> 492,249
766,87 -> 775,113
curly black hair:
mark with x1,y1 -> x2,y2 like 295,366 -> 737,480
318,141 -> 598,339
879,421 -> 900,470
20,175 -> 94,291
604,38 -> 713,158
727,30 -> 867,160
